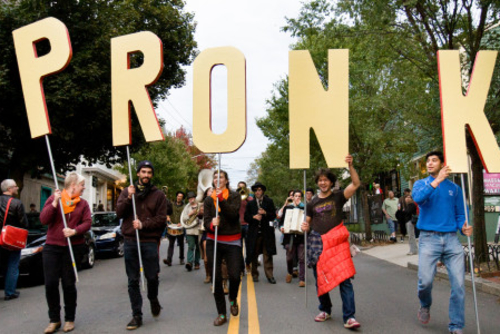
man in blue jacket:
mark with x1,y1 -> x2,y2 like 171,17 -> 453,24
412,151 -> 473,334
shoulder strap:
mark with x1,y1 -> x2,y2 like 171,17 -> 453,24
2,197 -> 14,228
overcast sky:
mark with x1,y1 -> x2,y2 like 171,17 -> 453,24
157,0 -> 304,185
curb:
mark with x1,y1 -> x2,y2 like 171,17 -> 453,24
407,262 -> 500,297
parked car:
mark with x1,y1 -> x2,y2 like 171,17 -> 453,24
92,212 -> 124,257
18,212 -> 96,283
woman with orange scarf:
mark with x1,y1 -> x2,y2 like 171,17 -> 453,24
40,172 -> 92,334
203,170 -> 242,326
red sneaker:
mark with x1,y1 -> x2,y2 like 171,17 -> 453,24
314,311 -> 331,322
344,318 -> 361,329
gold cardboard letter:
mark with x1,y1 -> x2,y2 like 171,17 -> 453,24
12,17 -> 72,139
192,47 -> 246,153
111,32 -> 164,146
438,50 -> 500,173
289,50 -> 349,169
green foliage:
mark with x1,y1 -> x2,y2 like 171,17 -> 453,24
115,134 -> 199,201
0,0 -> 197,185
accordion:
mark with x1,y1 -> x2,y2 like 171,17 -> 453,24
283,208 -> 304,234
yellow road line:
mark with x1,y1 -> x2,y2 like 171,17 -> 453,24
227,280 -> 242,333
246,273 -> 260,334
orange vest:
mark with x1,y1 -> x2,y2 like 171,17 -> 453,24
316,223 -> 356,296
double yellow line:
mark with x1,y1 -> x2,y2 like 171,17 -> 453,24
227,273 -> 260,334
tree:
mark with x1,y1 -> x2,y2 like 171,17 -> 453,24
173,126 -> 216,172
0,0 -> 197,192
115,133 -> 199,201
255,1 -> 431,239
335,0 -> 500,263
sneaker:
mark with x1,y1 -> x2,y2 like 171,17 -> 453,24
418,307 -> 430,324
314,311 -> 331,322
286,274 -> 293,283
213,314 -> 227,326
344,318 -> 361,329
150,299 -> 162,317
126,316 -> 142,330
185,262 -> 192,271
450,330 -> 463,334
4,291 -> 20,300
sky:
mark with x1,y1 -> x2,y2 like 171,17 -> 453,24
157,0 -> 304,185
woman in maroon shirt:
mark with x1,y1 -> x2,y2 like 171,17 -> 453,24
40,172 -> 91,334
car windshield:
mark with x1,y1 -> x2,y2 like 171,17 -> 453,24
92,213 -> 119,227
26,213 -> 47,233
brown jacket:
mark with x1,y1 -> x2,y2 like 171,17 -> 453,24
116,185 -> 167,243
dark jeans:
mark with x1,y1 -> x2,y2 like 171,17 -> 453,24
0,247 -> 21,296
166,234 -> 184,261
124,239 -> 160,317
206,240 -> 242,315
285,243 -> 305,281
312,263 -> 356,323
43,243 -> 85,322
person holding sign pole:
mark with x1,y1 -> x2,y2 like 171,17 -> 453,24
302,156 -> 361,329
412,151 -> 473,334
40,172 -> 91,334
116,161 -> 168,330
204,170 -> 242,326
279,189 -> 305,287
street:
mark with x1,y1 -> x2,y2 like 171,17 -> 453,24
1,237 -> 499,334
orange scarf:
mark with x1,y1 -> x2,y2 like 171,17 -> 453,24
211,188 -> 229,212
61,189 -> 81,214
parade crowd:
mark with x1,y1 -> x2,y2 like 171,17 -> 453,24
0,151 -> 473,334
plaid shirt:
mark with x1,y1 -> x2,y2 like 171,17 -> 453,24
307,230 -> 323,266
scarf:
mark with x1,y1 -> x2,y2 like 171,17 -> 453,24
135,181 -> 153,200
61,189 -> 81,214
211,188 -> 229,212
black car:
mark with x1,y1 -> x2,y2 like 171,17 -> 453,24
18,213 -> 96,283
92,212 -> 124,257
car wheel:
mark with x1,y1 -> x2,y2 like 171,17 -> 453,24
83,244 -> 95,269
116,238 -> 125,257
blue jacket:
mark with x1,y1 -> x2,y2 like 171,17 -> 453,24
412,175 -> 465,233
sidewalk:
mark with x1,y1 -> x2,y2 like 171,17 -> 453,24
361,240 -> 500,297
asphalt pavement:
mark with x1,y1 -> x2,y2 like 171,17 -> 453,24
1,235 -> 499,333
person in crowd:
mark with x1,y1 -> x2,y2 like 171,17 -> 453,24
403,195 -> 418,255
279,189 -> 305,287
237,181 -> 251,273
204,170 -> 242,326
302,156 -> 361,329
305,187 -> 315,204
163,191 -> 185,266
200,187 -> 213,284
245,182 -> 277,284
0,179 -> 28,301
397,188 -> 411,242
180,191 -> 202,271
412,151 -> 472,334
382,190 -> 399,242
40,173 -> 91,333
29,203 -> 38,213
116,161 -> 168,330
